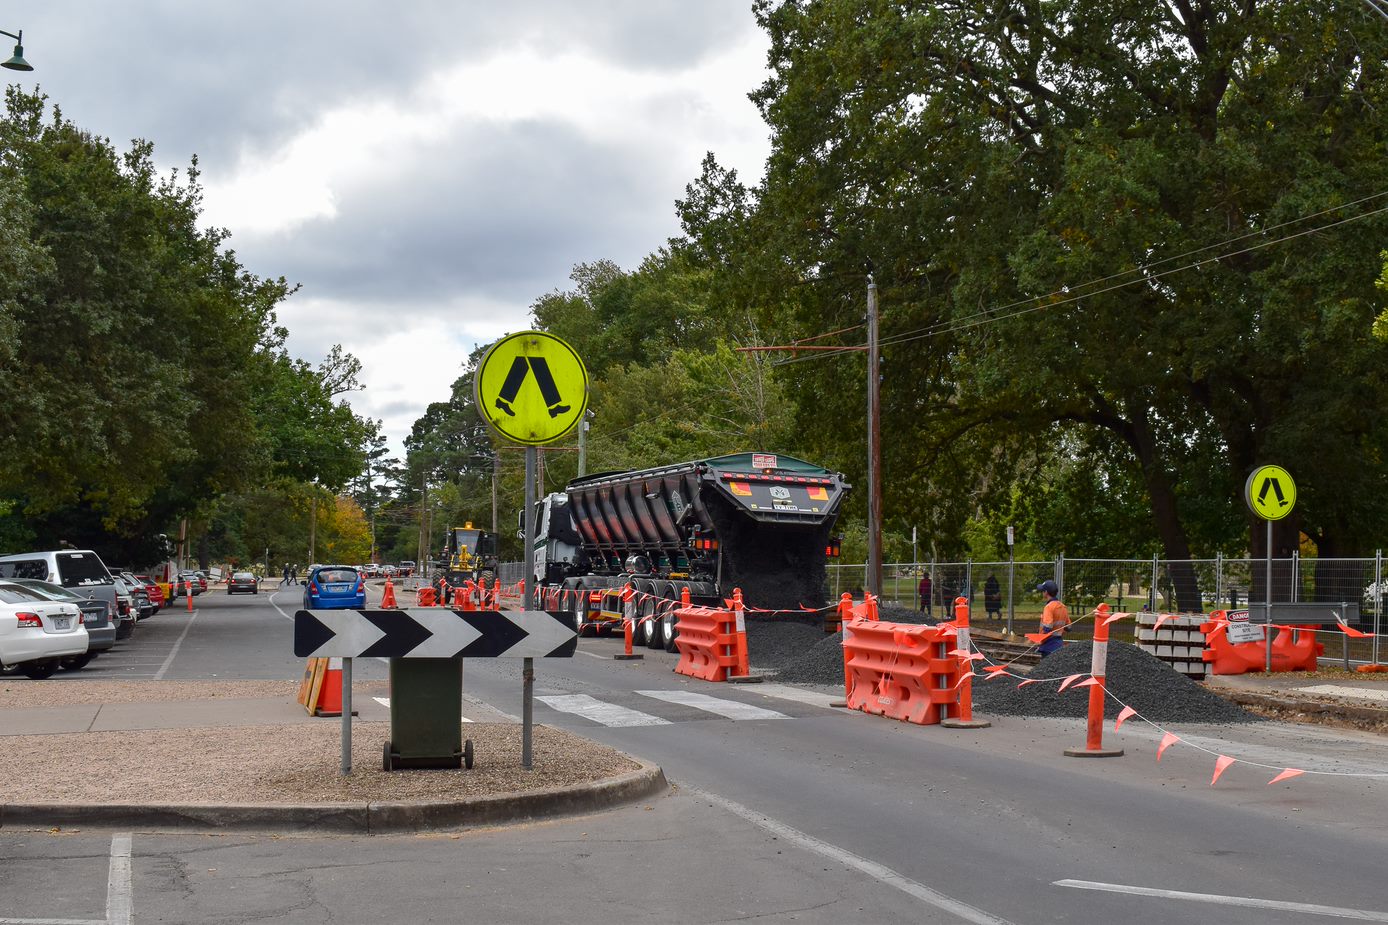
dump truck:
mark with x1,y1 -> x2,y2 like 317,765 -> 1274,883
527,452 -> 849,651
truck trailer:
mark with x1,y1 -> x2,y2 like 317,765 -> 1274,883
527,452 -> 849,651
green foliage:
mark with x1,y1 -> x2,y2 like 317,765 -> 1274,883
0,88 -> 370,563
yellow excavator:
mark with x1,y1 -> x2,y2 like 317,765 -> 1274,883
442,522 -> 498,587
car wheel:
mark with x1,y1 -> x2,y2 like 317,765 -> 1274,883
60,653 -> 94,671
21,661 -> 58,680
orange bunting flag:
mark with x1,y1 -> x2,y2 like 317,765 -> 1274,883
1153,614 -> 1173,632
1157,732 -> 1180,761
948,649 -> 986,661
1056,673 -> 1083,692
1103,611 -> 1128,627
1024,632 -> 1049,644
1075,677 -> 1102,689
1337,621 -> 1373,639
984,669 -> 1009,681
984,664 -> 1010,674
1115,706 -> 1137,730
1211,755 -> 1236,786
1267,768 -> 1306,785
952,671 -> 977,689
1018,678 -> 1041,688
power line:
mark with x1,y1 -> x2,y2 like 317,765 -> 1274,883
774,196 -> 1388,366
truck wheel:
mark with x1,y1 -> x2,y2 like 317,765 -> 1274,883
662,611 -> 679,652
643,601 -> 662,648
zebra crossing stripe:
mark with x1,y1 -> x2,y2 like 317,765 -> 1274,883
538,694 -> 671,727
636,690 -> 787,720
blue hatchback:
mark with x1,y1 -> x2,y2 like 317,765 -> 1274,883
303,566 -> 366,610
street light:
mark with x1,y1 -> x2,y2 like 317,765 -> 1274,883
1,29 -> 32,71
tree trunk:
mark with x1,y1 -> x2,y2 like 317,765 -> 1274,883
1124,403 -> 1202,612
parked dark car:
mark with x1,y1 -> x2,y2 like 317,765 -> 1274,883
134,575 -> 165,609
227,572 -> 259,594
119,572 -> 157,619
174,571 -> 206,596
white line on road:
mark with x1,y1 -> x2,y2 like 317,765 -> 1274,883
372,696 -> 472,721
538,694 -> 671,727
0,917 -> 104,924
152,612 -> 199,681
1054,880 -> 1388,922
687,787 -> 1015,925
106,833 -> 133,925
635,689 -> 787,720
751,682 -> 844,710
577,650 -> 608,660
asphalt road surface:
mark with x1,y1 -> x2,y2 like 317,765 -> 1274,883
4,587 -> 1387,924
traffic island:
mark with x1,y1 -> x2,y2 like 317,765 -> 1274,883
0,717 -> 668,834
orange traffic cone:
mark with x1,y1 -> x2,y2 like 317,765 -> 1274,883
380,580 -> 397,609
316,657 -> 344,716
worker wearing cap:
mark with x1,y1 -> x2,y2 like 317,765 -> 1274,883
1036,580 -> 1069,655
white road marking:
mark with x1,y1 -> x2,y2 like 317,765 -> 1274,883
106,833 -> 133,925
636,689 -> 787,720
577,650 -> 608,660
752,682 -> 844,710
0,917 -> 104,924
1298,684 -> 1388,704
1054,880 -> 1388,922
152,611 -> 199,681
688,787 -> 1015,925
538,694 -> 671,727
372,696 -> 472,721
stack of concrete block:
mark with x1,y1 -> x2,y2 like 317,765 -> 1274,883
1135,613 -> 1210,679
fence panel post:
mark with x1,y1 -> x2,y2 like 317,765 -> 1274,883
1377,550 -> 1383,667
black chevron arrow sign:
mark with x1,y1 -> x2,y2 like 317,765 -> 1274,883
294,609 -> 578,659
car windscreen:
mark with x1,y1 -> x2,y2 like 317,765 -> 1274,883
316,569 -> 358,584
56,552 -> 113,587
0,584 -> 45,604
233,572 -> 255,580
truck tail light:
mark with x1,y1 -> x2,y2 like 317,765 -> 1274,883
16,612 -> 41,628
588,591 -> 602,603
693,538 -> 719,552
825,537 -> 842,558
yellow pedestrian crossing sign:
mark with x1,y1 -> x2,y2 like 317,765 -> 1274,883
1244,465 -> 1296,521
475,331 -> 589,446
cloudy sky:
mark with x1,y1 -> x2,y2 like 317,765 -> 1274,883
4,2 -> 772,454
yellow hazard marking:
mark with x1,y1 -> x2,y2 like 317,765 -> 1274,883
475,331 -> 589,445
1245,465 -> 1296,520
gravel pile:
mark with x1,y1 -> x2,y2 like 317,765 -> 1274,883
775,632 -> 848,685
876,604 -> 934,625
746,618 -> 825,670
972,641 -> 1258,724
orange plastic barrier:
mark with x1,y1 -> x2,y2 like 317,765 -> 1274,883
940,596 -> 990,730
416,586 -> 437,607
674,607 -> 740,682
1200,612 -> 1323,674
380,580 -> 397,609
842,619 -> 962,725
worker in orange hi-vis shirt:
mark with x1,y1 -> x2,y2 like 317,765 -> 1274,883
1036,580 -> 1070,656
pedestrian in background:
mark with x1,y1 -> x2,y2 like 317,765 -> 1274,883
1036,580 -> 1070,656
984,574 -> 1002,620
291,564 -> 299,585
918,573 -> 933,616
280,563 -> 290,588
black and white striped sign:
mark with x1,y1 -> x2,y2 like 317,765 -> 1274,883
294,609 -> 578,659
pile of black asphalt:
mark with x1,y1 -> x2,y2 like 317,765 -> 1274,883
971,641 -> 1259,723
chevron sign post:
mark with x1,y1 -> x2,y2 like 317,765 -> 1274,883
295,609 -> 577,774
294,609 -> 578,659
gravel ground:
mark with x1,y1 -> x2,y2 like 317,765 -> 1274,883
972,641 -> 1258,723
0,679 -> 301,708
0,722 -> 640,805
776,632 -> 849,685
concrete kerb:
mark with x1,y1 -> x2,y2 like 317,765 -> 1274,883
0,760 -> 669,835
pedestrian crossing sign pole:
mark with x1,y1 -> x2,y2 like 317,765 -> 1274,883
1245,465 -> 1296,672
475,331 -> 590,768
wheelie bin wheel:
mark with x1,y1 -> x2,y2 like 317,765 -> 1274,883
463,739 -> 474,770
382,741 -> 394,772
